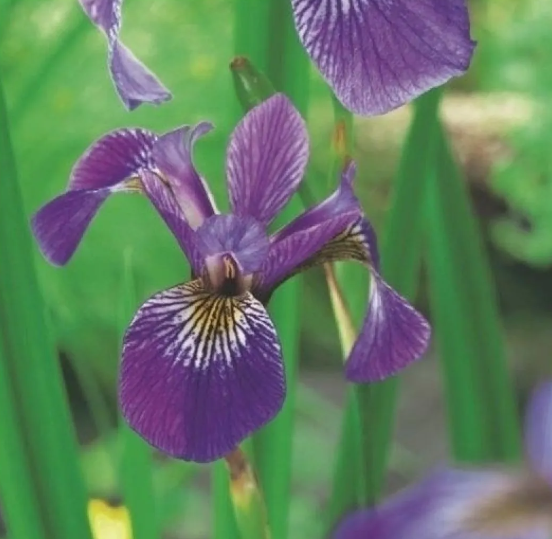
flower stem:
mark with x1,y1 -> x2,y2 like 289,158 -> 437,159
225,447 -> 271,539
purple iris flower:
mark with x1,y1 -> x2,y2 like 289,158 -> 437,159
79,0 -> 475,115
31,95 -> 430,462
334,382 -> 552,539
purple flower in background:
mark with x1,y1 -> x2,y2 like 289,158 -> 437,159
31,95 -> 429,462
80,0 -> 475,115
79,0 -> 171,109
334,382 -> 552,539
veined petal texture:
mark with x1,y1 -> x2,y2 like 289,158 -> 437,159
259,163 -> 429,380
227,94 -> 309,225
120,280 -> 285,462
152,123 -> 216,229
32,128 -> 156,265
292,0 -> 475,115
140,170 -> 204,275
79,0 -> 171,109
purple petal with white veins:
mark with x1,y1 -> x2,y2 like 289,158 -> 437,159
257,162 -> 429,379
196,214 -> 269,275
227,94 -> 309,225
140,170 -> 203,275
152,123 -> 216,229
79,0 -> 171,109
292,0 -> 476,115
120,279 -> 285,462
525,382 -> 552,485
346,271 -> 430,381
70,128 -> 156,190
31,189 -> 110,266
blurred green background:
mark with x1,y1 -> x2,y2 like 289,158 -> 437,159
1,0 -> 551,537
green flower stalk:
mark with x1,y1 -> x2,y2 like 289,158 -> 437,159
225,448 -> 271,539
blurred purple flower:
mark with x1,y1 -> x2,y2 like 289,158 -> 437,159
79,0 -> 475,115
31,94 -> 430,462
79,0 -> 171,109
334,382 -> 552,539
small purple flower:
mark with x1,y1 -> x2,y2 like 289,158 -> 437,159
31,94 -> 430,462
334,382 -> 552,539
79,0 -> 171,110
81,0 -> 475,115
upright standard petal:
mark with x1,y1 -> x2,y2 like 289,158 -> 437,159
120,280 -> 285,462
525,382 -> 552,485
226,94 -> 309,225
79,0 -> 171,109
32,128 -> 156,265
292,0 -> 476,115
258,163 -> 429,381
152,123 -> 217,229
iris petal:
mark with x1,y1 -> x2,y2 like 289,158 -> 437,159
525,382 -> 552,485
32,128 -> 156,265
258,162 -> 429,380
292,0 -> 475,115
140,170 -> 204,275
151,123 -> 216,229
120,279 -> 284,463
79,0 -> 171,109
227,94 -> 309,225
31,189 -> 110,266
70,128 -> 156,190
346,268 -> 430,382
196,214 -> 270,275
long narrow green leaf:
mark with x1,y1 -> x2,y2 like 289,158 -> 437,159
118,250 -> 160,539
327,90 -> 442,525
0,66 -> 93,539
425,123 -> 521,462
213,461 -> 240,539
0,343 -> 47,539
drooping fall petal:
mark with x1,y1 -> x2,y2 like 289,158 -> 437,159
120,280 -> 285,462
32,128 -> 156,265
258,162 -> 429,380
